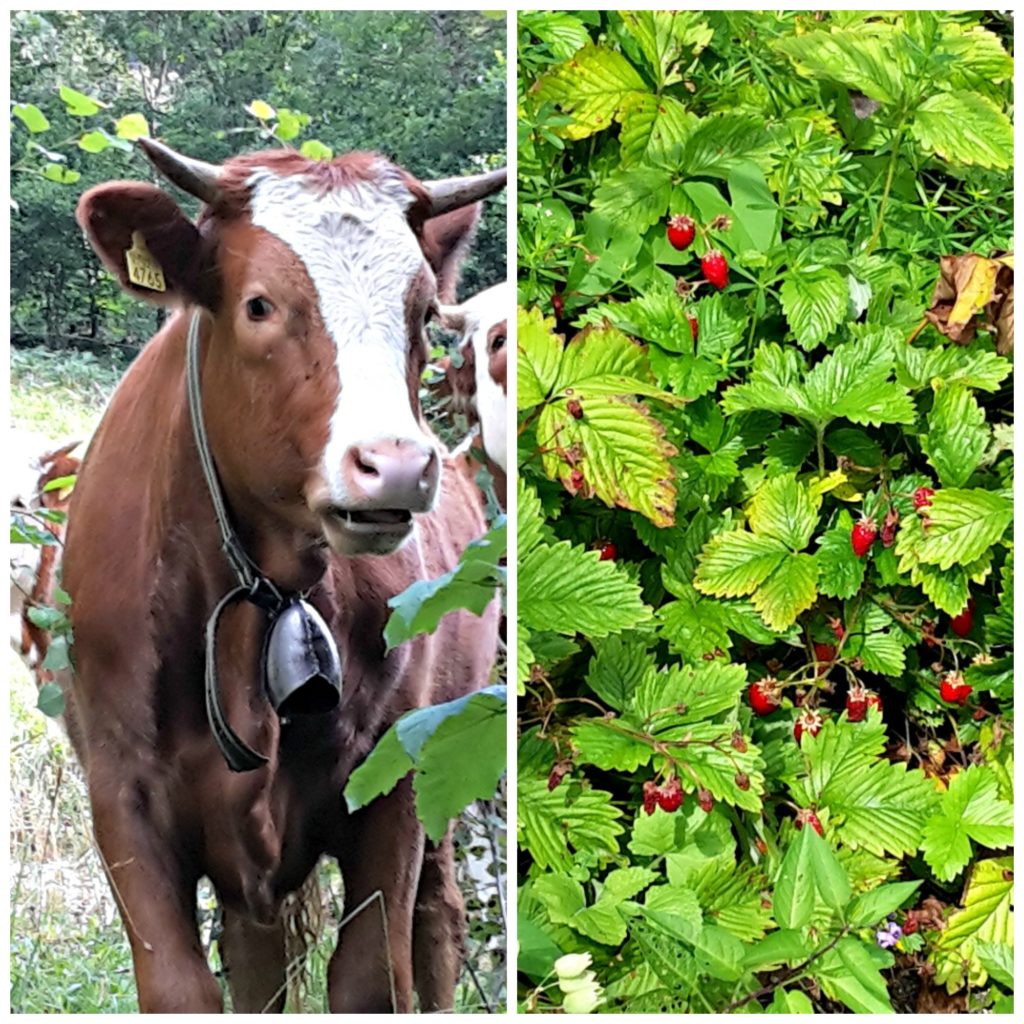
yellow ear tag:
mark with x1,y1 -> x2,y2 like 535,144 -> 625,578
125,231 -> 166,292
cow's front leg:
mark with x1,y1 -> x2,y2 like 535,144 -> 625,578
88,754 -> 222,1013
329,778 -> 424,1013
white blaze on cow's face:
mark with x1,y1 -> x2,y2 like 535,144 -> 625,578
246,166 -> 440,555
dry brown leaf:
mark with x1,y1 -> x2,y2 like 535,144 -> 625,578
923,252 -> 1013,353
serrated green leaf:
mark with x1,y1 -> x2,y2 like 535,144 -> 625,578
570,719 -> 651,772
517,306 -> 562,408
343,727 -> 413,811
816,510 -> 866,599
536,43 -> 647,140
915,488 -> 1012,569
619,93 -> 695,166
931,857 -> 1013,992
721,343 -> 813,421
629,809 -> 687,857
630,916 -> 697,990
922,384 -> 989,488
519,540 -> 650,637
802,330 -> 915,428
774,25 -> 908,105
780,266 -> 846,348
694,530 -> 788,598
618,9 -> 712,88
921,766 -> 1014,881
974,941 -> 1014,990
752,552 -> 819,630
591,166 -> 673,232
912,90 -> 1013,170
517,778 -> 624,871
585,635 -> 652,711
633,661 -> 747,724
748,473 -> 819,550
519,11 -> 590,60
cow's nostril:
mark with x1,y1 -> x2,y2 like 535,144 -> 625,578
355,453 -> 378,477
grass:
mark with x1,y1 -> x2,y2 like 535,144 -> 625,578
9,347 -> 506,1013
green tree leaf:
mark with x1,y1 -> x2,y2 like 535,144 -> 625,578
59,84 -> 103,116
12,102 -> 50,133
114,112 -> 149,140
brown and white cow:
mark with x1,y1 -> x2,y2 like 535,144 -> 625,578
437,282 -> 508,508
62,139 -> 504,1012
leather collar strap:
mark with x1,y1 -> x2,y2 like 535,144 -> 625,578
186,309 -> 278,772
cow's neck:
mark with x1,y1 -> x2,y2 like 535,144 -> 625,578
174,310 -> 329,598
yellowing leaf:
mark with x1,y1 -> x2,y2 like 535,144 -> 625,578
246,98 -> 276,121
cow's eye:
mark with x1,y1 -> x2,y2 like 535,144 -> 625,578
246,296 -> 274,321
490,331 -> 506,353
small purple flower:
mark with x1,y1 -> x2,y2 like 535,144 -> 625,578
876,921 -> 902,949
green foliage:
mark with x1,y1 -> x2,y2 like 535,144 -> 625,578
518,9 -> 1012,1015
10,10 -> 506,349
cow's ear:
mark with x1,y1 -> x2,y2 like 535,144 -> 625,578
76,183 -> 216,308
420,204 -> 481,304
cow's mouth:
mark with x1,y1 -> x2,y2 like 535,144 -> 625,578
317,505 -> 415,555
327,507 -> 412,530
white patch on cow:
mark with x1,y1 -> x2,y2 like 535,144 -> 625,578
460,283 -> 509,472
247,165 -> 436,506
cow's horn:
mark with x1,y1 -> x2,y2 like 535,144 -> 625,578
423,168 -> 506,215
138,137 -> 223,204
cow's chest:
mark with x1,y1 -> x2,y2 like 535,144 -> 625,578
156,594 -> 421,924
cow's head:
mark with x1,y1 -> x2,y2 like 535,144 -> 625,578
439,282 -> 509,473
77,140 -> 504,556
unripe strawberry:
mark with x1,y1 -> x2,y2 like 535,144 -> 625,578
851,516 -> 877,557
913,486 -> 934,511
700,249 -> 729,289
881,508 -> 900,548
642,779 -> 659,816
688,314 -> 698,344
813,643 -> 837,676
795,808 -> 824,836
939,672 -> 972,706
567,399 -> 583,420
735,772 -> 751,791
697,788 -> 714,813
794,708 -> 824,743
748,677 -> 781,716
595,540 -> 617,562
949,599 -> 975,637
656,776 -> 684,813
754,837 -> 768,855
666,214 -> 696,251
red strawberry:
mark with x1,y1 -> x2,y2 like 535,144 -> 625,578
949,599 -> 975,637
851,516 -> 877,557
846,684 -> 869,723
566,399 -> 583,420
814,643 -> 837,676
828,617 -> 845,642
735,772 -> 751,791
794,708 -> 824,743
595,540 -> 617,562
656,776 -> 684,813
547,760 -> 571,791
754,837 -> 768,855
569,468 -> 585,492
697,788 -> 714,813
866,691 -> 883,715
642,779 -> 659,816
700,250 -> 729,289
551,291 -> 565,319
666,214 -> 696,251
688,314 -> 698,344
795,808 -> 824,836
748,677 -> 781,716
939,672 -> 972,707
913,486 -> 934,511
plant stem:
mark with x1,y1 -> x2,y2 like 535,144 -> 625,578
816,427 -> 826,477
865,124 -> 905,255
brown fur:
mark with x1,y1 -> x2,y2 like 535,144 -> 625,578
64,149 -> 501,1012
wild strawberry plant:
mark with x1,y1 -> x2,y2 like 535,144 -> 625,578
517,10 -> 1013,1014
